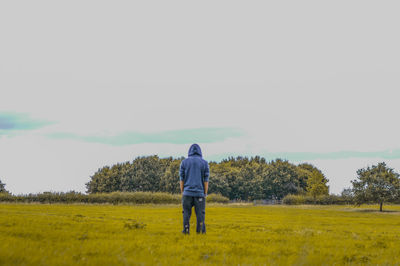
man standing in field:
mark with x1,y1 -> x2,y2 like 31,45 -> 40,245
180,143 -> 209,234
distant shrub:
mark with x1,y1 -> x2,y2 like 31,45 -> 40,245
87,192 -> 181,204
0,192 -> 13,202
0,191 -> 229,204
206,193 -> 229,203
283,194 -> 354,205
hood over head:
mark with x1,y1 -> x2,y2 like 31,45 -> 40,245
188,144 -> 202,157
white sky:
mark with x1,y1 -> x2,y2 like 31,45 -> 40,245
1,0 -> 400,195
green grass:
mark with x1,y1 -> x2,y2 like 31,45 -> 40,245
1,203 -> 400,265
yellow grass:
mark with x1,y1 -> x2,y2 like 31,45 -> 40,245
1,203 -> 400,265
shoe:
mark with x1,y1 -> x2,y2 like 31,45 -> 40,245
182,225 -> 189,234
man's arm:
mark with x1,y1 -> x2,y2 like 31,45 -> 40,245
204,162 -> 209,196
179,161 -> 185,194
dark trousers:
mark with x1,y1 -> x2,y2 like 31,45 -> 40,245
182,195 -> 206,234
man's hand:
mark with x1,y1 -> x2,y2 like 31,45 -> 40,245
204,181 -> 208,197
180,180 -> 184,195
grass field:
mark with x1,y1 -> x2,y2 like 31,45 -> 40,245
1,203 -> 400,265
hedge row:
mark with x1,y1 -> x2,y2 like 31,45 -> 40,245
282,194 -> 354,205
0,191 -> 229,204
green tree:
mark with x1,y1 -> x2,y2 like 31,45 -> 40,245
0,179 -> 8,193
298,164 -> 329,199
160,159 -> 182,194
297,164 -> 328,191
264,159 -> 302,200
86,156 -> 171,193
124,156 -> 167,192
237,163 -> 259,200
86,162 -> 127,193
306,170 -> 329,199
208,162 -> 232,198
351,162 -> 400,211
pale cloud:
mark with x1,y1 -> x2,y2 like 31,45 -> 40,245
0,112 -> 53,135
46,127 -> 245,145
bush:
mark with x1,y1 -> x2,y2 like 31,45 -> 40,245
87,192 -> 181,204
0,191 -> 229,204
283,194 -> 354,205
206,193 -> 229,203
0,192 -> 13,202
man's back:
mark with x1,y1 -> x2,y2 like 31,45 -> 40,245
180,144 -> 209,197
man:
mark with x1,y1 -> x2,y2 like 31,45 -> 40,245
180,143 -> 209,234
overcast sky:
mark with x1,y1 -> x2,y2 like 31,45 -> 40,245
1,0 -> 400,195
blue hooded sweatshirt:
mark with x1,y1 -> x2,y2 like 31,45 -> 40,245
180,144 -> 209,197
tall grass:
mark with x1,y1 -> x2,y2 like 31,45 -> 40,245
0,191 -> 229,204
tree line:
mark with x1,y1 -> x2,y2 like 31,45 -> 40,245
2,159 -> 399,211
85,156 -> 329,200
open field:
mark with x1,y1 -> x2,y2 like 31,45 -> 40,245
1,204 -> 400,265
